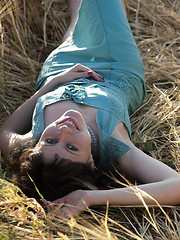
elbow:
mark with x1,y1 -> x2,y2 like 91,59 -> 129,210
165,176 -> 180,206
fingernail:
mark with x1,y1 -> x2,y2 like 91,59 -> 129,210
40,199 -> 51,205
88,71 -> 93,75
40,199 -> 47,205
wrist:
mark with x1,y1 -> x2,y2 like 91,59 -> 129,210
37,76 -> 60,97
84,190 -> 96,207
85,190 -> 106,207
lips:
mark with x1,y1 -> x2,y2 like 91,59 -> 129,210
57,117 -> 79,130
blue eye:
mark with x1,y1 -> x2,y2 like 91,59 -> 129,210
67,144 -> 78,151
46,138 -> 57,144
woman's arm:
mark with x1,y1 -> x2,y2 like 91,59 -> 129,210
62,0 -> 82,42
0,64 -> 104,158
46,144 -> 180,218
89,145 -> 180,206
46,123 -> 180,218
93,126 -> 180,206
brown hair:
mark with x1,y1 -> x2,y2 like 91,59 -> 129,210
7,141 -> 96,201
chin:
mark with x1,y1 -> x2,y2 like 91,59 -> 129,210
64,110 -> 82,117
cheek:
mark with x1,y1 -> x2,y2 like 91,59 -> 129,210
40,148 -> 54,163
79,133 -> 91,147
41,124 -> 58,138
82,138 -> 92,155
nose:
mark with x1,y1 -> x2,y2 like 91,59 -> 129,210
58,125 -> 72,141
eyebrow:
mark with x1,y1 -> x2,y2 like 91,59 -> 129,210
54,153 -> 59,161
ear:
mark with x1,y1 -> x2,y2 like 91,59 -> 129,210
88,154 -> 94,169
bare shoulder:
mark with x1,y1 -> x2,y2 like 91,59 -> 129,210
111,122 -> 179,183
111,122 -> 134,147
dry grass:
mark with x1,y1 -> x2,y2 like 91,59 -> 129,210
0,0 -> 180,239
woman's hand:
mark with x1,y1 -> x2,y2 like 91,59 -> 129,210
42,189 -> 92,218
50,63 -> 104,86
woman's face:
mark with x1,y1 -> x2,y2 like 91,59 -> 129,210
35,110 -> 94,168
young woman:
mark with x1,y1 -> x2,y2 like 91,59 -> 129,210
0,0 -> 180,218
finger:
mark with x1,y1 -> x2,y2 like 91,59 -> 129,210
58,210 -> 71,219
90,72 -> 104,82
73,63 -> 90,72
53,197 -> 66,204
73,71 -> 104,82
40,199 -> 51,206
40,199 -> 55,212
62,204 -> 84,218
54,206 -> 71,219
73,64 -> 104,82
58,210 -> 74,219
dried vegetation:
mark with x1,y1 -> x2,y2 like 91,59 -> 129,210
0,0 -> 180,239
